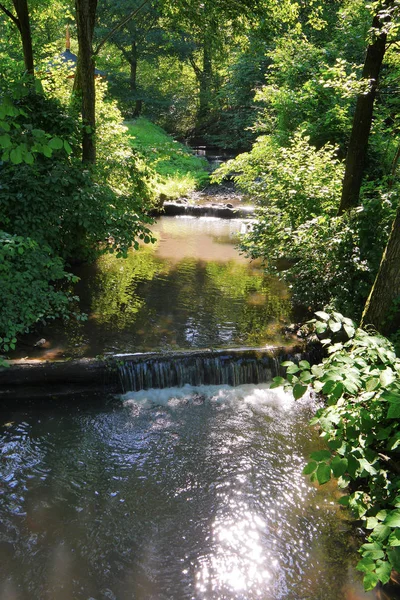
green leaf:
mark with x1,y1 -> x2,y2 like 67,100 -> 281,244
376,510 -> 388,522
49,137 -> 64,150
380,368 -> 395,388
343,324 -> 355,338
363,571 -> 379,591
388,529 -> 400,546
300,370 -> 313,383
281,361 -> 295,367
359,458 -> 377,476
388,548 -> 400,572
387,400 -> 400,419
316,463 -> 331,484
10,146 -> 22,164
343,379 -> 358,394
365,517 -> 378,530
310,450 -> 332,461
366,377 -> 380,392
361,541 -> 385,560
322,380 -> 337,394
356,557 -> 375,573
311,364 -> 324,377
347,455 -> 359,478
0,133 -> 11,148
286,364 -> 300,374
299,360 -> 311,369
384,511 -> 400,527
315,321 -> 327,334
63,140 -> 72,154
293,383 -> 307,399
315,311 -> 330,321
376,427 -> 392,441
303,461 -> 317,475
375,561 -> 392,585
24,152 -> 34,165
370,524 -> 391,543
328,320 -> 342,333
270,376 -> 285,388
331,382 -> 344,401
331,456 -> 348,477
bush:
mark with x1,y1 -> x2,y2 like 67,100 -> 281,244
214,132 -> 396,318
262,193 -> 394,318
0,82 -> 155,262
214,130 -> 343,230
274,312 -> 400,591
0,77 -> 157,356
0,232 -> 79,359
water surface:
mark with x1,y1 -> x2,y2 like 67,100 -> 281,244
18,217 -> 291,359
0,385 -> 375,600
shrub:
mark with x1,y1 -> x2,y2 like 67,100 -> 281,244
0,232 -> 79,360
274,312 -> 400,591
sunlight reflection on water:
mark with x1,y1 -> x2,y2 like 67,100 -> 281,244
0,385 -> 381,599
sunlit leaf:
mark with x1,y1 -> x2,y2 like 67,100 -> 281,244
316,463 -> 331,484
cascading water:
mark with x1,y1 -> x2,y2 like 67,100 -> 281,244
117,349 -> 289,393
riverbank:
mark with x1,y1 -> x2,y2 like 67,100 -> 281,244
126,118 -> 210,199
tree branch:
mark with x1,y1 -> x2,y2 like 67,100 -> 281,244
93,0 -> 150,57
116,41 -> 133,65
0,2 -> 21,31
188,55 -> 202,79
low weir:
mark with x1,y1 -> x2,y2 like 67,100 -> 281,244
0,346 -> 307,401
117,348 -> 298,393
158,201 -> 255,219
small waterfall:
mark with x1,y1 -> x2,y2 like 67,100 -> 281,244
117,348 -> 303,393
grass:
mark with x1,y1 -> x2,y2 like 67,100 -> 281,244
125,118 -> 210,200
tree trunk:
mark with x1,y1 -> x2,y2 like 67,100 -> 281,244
130,41 -> 137,91
361,206 -> 400,334
196,30 -> 212,130
11,0 -> 34,75
337,9 -> 390,215
129,41 -> 142,117
75,0 -> 98,164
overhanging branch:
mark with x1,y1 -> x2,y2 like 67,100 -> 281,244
0,2 -> 21,31
93,0 -> 150,57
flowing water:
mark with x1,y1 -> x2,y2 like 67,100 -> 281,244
0,385 -> 376,600
16,216 -> 291,360
4,214 -> 396,599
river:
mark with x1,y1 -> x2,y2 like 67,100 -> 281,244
0,385 -> 376,600
1,214 -> 393,599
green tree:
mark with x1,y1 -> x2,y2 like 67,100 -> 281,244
0,0 -> 34,74
96,0 -> 164,118
74,0 -> 97,163
338,0 -> 399,214
361,204 -> 400,333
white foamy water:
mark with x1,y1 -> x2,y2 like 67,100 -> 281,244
122,383 -> 300,415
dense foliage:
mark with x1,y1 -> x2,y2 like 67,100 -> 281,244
0,233 -> 80,360
273,312 -> 400,590
0,71 -> 156,358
